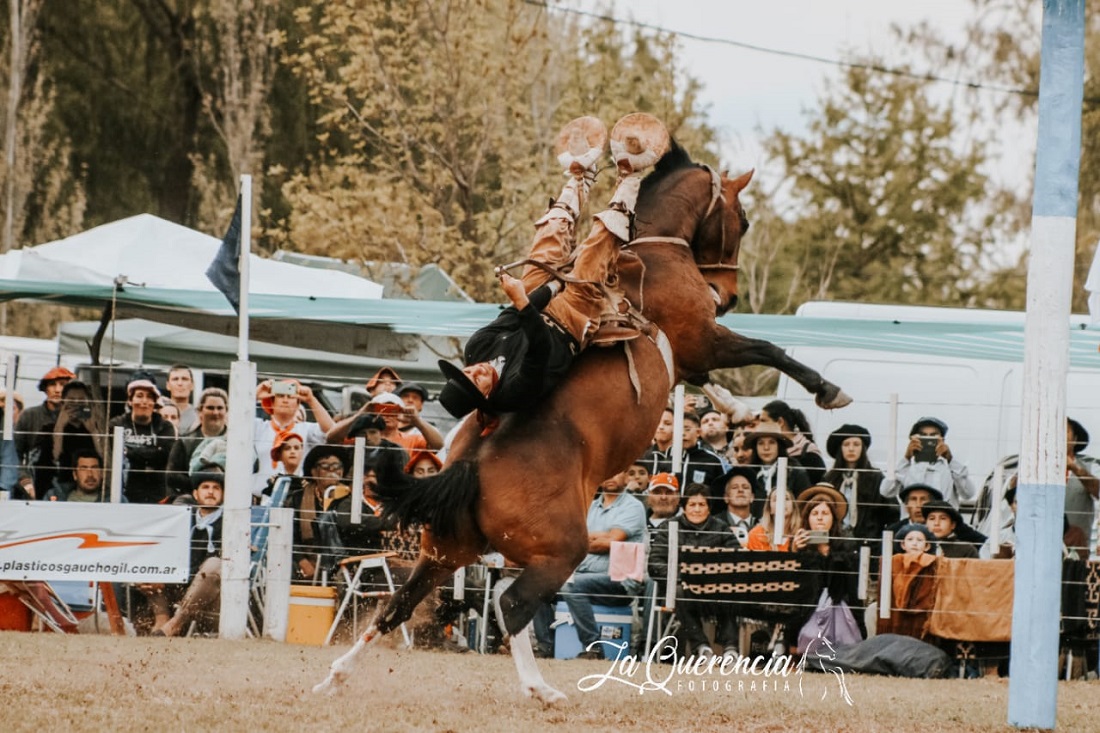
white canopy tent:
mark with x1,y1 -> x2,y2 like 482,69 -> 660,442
0,214 -> 423,359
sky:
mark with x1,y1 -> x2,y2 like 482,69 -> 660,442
568,0 -> 1036,192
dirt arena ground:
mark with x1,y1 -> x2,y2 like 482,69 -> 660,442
1,632 -> 1096,732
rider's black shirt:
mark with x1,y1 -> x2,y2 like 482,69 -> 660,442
463,285 -> 579,416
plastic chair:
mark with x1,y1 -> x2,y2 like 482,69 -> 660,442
323,551 -> 411,647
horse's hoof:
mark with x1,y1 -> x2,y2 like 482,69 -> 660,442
816,387 -> 852,410
524,682 -> 568,705
312,673 -> 344,696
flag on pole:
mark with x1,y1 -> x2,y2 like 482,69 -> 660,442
206,195 -> 243,313
1086,238 -> 1100,325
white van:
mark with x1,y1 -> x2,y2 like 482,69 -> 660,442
773,301 -> 1100,491
0,336 -> 78,408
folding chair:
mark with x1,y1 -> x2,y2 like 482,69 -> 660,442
248,475 -> 293,636
323,551 -> 411,647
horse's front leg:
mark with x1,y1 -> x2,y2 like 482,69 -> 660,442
703,327 -> 852,409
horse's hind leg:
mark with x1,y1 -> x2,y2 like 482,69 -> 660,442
313,554 -> 459,696
706,328 -> 852,409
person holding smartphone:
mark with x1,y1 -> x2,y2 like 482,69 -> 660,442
880,416 -> 975,511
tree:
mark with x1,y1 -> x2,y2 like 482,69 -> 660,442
751,60 -> 997,311
0,0 -> 86,336
189,0 -> 280,232
276,0 -> 718,301
901,0 -> 1100,313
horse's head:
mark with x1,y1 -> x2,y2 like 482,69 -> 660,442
633,143 -> 753,316
697,168 -> 753,315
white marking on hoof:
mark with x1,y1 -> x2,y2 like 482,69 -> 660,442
312,671 -> 345,696
524,681 -> 568,705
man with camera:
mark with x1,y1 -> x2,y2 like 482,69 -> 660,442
17,379 -> 104,501
880,416 -> 976,510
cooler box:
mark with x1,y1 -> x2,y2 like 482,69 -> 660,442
553,601 -> 632,660
0,592 -> 32,631
286,585 -> 337,645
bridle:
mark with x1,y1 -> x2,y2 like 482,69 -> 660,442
625,165 -> 739,274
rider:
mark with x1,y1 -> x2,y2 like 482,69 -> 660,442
437,113 -> 671,421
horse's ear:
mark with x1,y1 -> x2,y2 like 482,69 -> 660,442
728,169 -> 754,195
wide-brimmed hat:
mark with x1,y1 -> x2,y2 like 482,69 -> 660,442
920,499 -> 963,527
404,449 -> 443,475
742,421 -> 792,451
826,424 -> 871,460
37,366 -> 76,392
437,360 -> 490,419
898,482 -> 944,503
910,416 -> 948,437
365,367 -> 401,394
710,466 -> 760,498
302,444 -> 352,477
647,472 -> 680,494
610,112 -> 671,175
798,482 -> 848,522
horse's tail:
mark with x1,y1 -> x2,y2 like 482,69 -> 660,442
374,460 -> 480,540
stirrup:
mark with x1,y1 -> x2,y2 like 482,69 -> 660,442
590,321 -> 640,346
610,113 -> 670,177
555,116 -> 609,179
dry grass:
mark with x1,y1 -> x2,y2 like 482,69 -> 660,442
0,632 -> 1096,732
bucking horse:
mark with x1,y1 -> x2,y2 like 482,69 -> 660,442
314,115 -> 850,703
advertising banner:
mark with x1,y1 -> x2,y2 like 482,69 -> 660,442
0,502 -> 191,583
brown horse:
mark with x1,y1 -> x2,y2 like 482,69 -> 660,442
313,141 -> 849,703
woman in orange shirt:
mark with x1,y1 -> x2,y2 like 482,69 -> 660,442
745,486 -> 809,552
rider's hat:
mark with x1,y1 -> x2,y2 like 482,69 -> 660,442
437,360 -> 491,419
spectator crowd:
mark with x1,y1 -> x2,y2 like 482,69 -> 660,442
1,363 -> 1097,677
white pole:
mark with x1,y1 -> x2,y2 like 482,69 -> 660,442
110,426 -> 124,503
237,174 -> 252,362
671,385 -> 684,479
220,174 -> 257,640
219,360 -> 257,640
879,531 -> 893,620
773,457 -> 788,548
887,393 -> 899,482
664,520 -> 679,610
453,566 -> 466,602
263,507 -> 293,642
1009,2 -> 1083,727
351,437 -> 365,525
990,463 -> 1004,551
857,545 -> 870,601
2,353 -> 14,441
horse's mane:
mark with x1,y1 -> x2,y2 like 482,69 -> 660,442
637,138 -> 703,205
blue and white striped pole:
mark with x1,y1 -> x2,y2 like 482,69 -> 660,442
1008,1 -> 1084,728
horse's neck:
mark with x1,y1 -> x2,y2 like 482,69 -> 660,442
635,168 -> 712,242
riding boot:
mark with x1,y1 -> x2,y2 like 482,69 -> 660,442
525,117 -> 608,292
595,113 -> 671,241
587,114 -> 671,345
